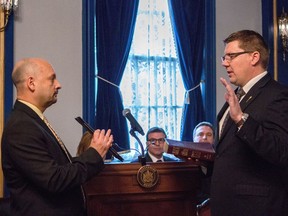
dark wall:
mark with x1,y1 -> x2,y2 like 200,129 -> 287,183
277,0 -> 288,85
262,0 -> 288,86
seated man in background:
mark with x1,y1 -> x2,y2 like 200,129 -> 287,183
132,127 -> 177,163
193,121 -> 215,215
193,121 -> 214,144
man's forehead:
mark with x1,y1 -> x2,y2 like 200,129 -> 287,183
196,126 -> 213,132
148,132 -> 165,137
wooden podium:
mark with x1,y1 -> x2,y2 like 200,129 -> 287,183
84,161 -> 201,216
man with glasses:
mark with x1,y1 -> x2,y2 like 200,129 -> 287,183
132,127 -> 176,162
211,30 -> 288,215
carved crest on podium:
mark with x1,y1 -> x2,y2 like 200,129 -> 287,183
137,165 -> 159,189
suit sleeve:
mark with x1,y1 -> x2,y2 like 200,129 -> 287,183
236,89 -> 288,167
3,118 -> 104,193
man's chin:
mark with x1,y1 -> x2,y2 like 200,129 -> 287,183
46,99 -> 57,108
229,78 -> 236,85
52,98 -> 57,104
155,152 -> 164,157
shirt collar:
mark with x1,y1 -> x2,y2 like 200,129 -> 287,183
18,100 -> 45,120
242,71 -> 267,94
148,151 -> 164,162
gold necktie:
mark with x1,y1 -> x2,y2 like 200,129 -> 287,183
43,117 -> 86,205
43,117 -> 72,162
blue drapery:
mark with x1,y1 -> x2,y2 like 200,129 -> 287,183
169,0 -> 205,141
95,0 -> 139,154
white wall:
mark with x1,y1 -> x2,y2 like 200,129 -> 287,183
14,0 -> 82,156
13,0 -> 262,156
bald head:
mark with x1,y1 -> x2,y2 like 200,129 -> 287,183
12,58 -> 41,89
12,58 -> 62,112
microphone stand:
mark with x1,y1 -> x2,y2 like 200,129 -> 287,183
129,128 -> 146,166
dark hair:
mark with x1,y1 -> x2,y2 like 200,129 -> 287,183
193,121 -> 214,139
224,30 -> 269,70
146,127 -> 167,141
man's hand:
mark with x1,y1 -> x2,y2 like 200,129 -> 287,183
90,129 -> 114,159
220,78 -> 243,123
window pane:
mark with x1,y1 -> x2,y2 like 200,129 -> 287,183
120,0 -> 185,151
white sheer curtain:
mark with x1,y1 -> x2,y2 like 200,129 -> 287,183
120,0 -> 184,150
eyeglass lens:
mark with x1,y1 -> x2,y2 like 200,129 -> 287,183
221,51 -> 253,62
148,138 -> 165,144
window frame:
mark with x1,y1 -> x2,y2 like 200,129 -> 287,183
82,0 -> 216,133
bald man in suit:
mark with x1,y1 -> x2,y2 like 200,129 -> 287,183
1,58 -> 113,216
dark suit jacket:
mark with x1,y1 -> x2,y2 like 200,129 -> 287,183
211,74 -> 288,216
1,100 -> 105,216
131,152 -> 177,163
144,152 -> 177,162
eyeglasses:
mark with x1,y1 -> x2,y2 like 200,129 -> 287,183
221,51 -> 254,63
147,138 -> 166,145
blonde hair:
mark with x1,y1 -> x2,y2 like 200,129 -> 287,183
77,131 -> 92,156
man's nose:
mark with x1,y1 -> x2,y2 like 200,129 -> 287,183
154,141 -> 161,146
222,61 -> 229,67
56,79 -> 62,89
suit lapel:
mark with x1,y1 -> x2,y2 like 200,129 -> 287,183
14,100 -> 67,155
240,75 -> 270,110
14,100 -> 54,137
145,153 -> 153,162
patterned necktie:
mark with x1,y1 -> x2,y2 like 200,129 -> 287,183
220,88 -> 245,137
235,87 -> 245,101
43,117 -> 72,162
43,117 -> 86,206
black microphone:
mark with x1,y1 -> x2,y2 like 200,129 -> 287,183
122,109 -> 145,136
75,117 -> 124,162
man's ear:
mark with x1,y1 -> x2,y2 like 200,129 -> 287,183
251,51 -> 260,66
27,76 -> 36,92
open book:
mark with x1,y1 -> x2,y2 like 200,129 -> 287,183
163,139 -> 215,162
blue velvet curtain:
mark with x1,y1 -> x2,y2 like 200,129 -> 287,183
95,0 -> 139,154
169,0 -> 205,141
3,8 -> 14,198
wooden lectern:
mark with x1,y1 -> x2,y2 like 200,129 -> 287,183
84,161 -> 201,216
